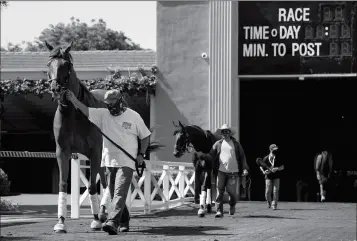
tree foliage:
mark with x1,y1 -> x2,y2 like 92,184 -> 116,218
0,1 -> 8,10
2,18 -> 144,52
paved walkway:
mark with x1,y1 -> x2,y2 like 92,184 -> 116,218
1,199 -> 356,241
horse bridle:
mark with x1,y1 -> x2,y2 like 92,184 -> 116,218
47,59 -> 72,106
176,130 -> 194,155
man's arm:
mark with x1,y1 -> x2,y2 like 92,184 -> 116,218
315,154 -> 322,173
66,90 -> 89,117
200,143 -> 219,162
237,141 -> 249,172
139,136 -> 150,155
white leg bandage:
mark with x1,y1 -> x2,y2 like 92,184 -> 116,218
100,188 -> 111,208
206,189 -> 212,204
89,194 -> 100,215
200,191 -> 207,206
58,192 -> 67,219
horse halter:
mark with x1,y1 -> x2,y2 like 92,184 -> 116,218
47,58 -> 73,106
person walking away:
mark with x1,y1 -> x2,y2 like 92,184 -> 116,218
314,150 -> 333,202
66,89 -> 151,235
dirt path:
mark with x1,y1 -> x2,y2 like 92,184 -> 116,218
1,202 -> 356,241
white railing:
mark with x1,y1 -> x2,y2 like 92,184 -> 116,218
70,154 -> 195,219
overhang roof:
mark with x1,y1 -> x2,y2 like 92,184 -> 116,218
0,50 -> 156,72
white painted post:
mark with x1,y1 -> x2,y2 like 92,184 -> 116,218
179,166 -> 185,199
144,162 -> 152,214
163,165 -> 170,201
71,157 -> 80,219
149,94 -> 157,169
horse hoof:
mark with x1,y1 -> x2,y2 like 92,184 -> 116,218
90,219 -> 102,231
54,223 -> 67,233
99,212 -> 108,223
198,209 -> 206,217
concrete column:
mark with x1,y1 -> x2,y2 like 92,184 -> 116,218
209,1 -> 239,201
209,1 -> 239,139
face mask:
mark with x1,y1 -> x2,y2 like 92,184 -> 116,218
107,98 -> 125,116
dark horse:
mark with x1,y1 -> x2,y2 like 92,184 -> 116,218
173,121 -> 220,217
46,41 -> 108,233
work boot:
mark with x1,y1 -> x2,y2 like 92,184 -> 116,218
102,220 -> 118,235
229,206 -> 235,215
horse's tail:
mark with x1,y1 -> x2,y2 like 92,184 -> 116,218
145,126 -> 165,153
147,141 -> 165,153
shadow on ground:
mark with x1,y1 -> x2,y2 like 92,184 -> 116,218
1,222 -> 39,228
0,236 -> 33,240
135,204 -> 199,219
18,205 -> 58,215
242,215 -> 303,219
16,205 -> 91,216
135,225 -> 230,236
283,208 -> 327,211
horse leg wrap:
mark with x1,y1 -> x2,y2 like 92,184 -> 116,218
100,187 -> 111,209
198,192 -> 207,217
89,194 -> 100,215
206,189 -> 212,204
58,192 -> 67,219
206,189 -> 212,213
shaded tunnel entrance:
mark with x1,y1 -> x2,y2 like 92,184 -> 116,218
240,78 -> 357,202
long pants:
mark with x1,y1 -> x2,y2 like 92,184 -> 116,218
316,172 -> 328,200
215,171 -> 239,212
106,166 -> 133,226
265,178 -> 280,207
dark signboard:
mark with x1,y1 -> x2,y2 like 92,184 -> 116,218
238,1 -> 357,75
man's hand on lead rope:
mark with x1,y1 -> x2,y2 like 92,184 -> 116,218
137,153 -> 145,166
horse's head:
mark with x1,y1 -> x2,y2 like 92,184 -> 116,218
172,121 -> 190,158
45,41 -> 74,101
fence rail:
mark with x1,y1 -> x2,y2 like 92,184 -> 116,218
70,154 -> 195,218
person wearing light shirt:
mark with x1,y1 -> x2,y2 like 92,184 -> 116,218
198,124 -> 249,218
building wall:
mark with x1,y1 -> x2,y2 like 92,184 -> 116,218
155,1 -> 210,163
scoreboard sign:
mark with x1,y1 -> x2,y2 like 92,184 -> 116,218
238,1 -> 356,75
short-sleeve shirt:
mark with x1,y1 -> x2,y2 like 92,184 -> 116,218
88,107 -> 151,170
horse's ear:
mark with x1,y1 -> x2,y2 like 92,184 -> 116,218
45,40 -> 54,51
172,121 -> 178,128
178,121 -> 185,129
64,41 -> 73,53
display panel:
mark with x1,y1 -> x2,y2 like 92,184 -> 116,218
238,1 -> 356,75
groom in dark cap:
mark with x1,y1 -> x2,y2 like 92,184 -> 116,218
261,144 -> 284,210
